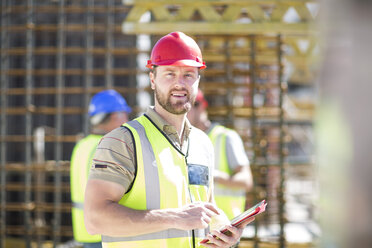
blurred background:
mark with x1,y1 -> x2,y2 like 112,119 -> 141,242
1,0 -> 371,248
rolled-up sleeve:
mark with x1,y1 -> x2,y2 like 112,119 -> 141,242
89,126 -> 136,192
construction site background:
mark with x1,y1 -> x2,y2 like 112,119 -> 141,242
2,0 -> 371,248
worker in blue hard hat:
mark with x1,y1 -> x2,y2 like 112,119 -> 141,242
88,89 -> 132,130
70,89 -> 131,248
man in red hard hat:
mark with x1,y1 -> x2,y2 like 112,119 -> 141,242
84,32 -> 254,248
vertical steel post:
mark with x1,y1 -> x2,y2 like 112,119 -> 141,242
105,0 -> 114,88
83,0 -> 94,136
277,34 -> 286,248
34,127 -> 45,248
0,1 -> 9,247
24,1 -> 35,247
53,0 -> 65,246
224,36 -> 234,127
249,35 -> 259,248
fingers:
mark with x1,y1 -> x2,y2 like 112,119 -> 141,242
200,212 -> 212,228
244,216 -> 255,226
191,202 -> 220,217
236,216 -> 255,228
222,225 -> 243,238
200,225 -> 244,247
202,202 -> 221,215
180,202 -> 221,230
199,240 -> 217,248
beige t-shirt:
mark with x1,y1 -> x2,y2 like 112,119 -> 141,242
88,107 -> 192,192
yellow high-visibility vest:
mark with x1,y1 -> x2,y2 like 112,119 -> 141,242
70,134 -> 102,243
208,125 -> 246,220
102,115 -> 212,248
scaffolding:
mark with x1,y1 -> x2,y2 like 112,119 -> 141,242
0,1 -> 140,247
0,0 -> 318,247
193,34 -> 316,248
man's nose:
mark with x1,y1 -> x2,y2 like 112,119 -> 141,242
174,75 -> 187,88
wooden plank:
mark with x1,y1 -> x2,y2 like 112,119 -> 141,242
1,47 -> 143,55
207,106 -> 282,118
0,24 -> 126,33
294,3 -> 314,21
285,38 -> 303,55
125,6 -> 149,22
123,0 -> 314,4
270,4 -> 289,22
4,162 -> 70,172
122,22 -> 314,35
1,183 -> 70,192
1,86 -> 141,95
1,107 -> 83,115
174,6 -> 195,21
197,5 -> 222,21
283,36 -> 318,55
151,5 -> 172,21
9,5 -> 130,14
0,135 -> 80,142
304,38 -> 317,56
3,68 -> 138,76
3,203 -> 71,212
5,226 -> 72,236
222,5 -> 242,21
245,4 -> 268,21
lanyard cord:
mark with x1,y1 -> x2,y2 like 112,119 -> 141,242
186,138 -> 196,248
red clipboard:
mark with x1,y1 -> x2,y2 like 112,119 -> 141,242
200,199 -> 267,244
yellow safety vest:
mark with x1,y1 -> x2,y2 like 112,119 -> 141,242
102,115 -> 211,248
208,125 -> 246,220
70,134 -> 102,243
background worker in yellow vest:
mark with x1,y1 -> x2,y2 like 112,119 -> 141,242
188,89 -> 253,220
84,32 -> 255,248
70,89 -> 131,248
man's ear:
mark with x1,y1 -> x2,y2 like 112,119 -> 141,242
149,72 -> 155,90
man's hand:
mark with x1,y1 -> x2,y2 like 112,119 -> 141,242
173,202 -> 221,230
200,216 -> 255,248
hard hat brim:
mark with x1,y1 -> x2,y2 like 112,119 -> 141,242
146,59 -> 206,70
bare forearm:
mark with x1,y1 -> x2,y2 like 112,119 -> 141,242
85,201 -> 179,237
85,179 -> 221,237
84,179 -> 178,237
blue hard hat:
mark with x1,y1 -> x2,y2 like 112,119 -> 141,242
88,89 -> 132,116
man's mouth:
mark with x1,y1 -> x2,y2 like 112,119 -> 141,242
171,93 -> 187,97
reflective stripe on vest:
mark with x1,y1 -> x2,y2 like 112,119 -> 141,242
208,125 -> 246,220
70,134 -> 102,243
102,116 -> 209,248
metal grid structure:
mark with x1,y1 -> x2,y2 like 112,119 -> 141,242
0,1 -> 317,248
0,1 -> 140,247
194,34 -> 303,248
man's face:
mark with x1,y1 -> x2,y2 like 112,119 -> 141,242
150,66 -> 200,115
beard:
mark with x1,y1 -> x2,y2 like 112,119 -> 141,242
154,86 -> 193,115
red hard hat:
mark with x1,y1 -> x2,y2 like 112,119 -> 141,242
146,32 -> 206,70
